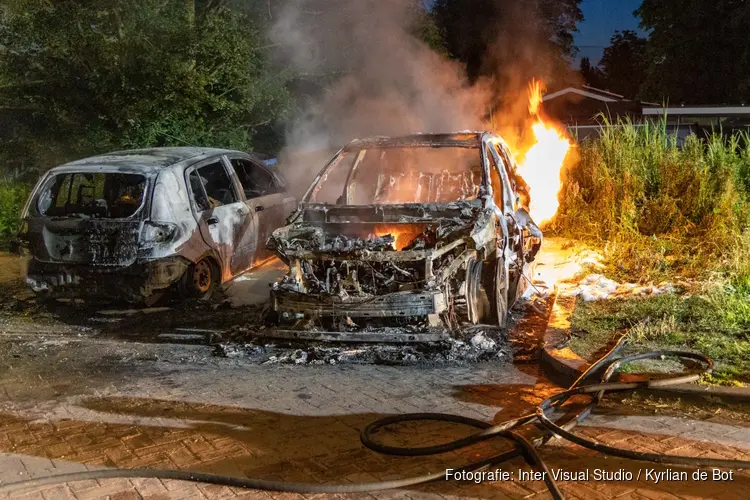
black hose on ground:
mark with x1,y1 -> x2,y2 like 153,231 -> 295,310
1,339 -> 748,499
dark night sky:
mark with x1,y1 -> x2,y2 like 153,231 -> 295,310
422,0 -> 647,67
574,0 -> 646,65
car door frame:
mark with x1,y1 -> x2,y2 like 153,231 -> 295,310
484,140 -> 516,217
183,155 -> 253,282
225,154 -> 292,263
488,138 -> 538,304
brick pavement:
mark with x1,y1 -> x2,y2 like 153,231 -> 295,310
0,335 -> 748,500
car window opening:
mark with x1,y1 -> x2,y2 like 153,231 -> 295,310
189,162 -> 237,211
37,172 -> 147,218
231,158 -> 279,199
309,147 -> 483,205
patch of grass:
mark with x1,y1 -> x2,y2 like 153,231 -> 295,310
556,120 -> 750,384
569,293 -> 750,384
701,368 -> 746,387
552,116 -> 750,283
603,392 -> 750,422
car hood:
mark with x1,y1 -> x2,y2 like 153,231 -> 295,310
267,201 -> 494,260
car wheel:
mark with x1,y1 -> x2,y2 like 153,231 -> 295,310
480,258 -> 509,327
180,258 -> 218,300
466,259 -> 485,324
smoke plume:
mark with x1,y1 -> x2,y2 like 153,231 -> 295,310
269,0 -> 578,194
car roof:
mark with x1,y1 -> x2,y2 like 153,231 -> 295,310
52,147 -> 248,173
343,132 -> 487,151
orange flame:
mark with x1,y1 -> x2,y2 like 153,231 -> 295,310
372,224 -> 426,251
528,79 -> 544,116
515,80 -> 571,225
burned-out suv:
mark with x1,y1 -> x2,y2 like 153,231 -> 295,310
267,133 -> 542,339
19,147 -> 295,304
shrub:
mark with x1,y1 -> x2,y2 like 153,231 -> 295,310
553,116 -> 750,281
0,182 -> 28,249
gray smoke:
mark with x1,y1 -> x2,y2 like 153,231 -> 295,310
269,0 -> 576,195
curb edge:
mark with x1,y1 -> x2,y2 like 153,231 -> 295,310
539,292 -> 750,403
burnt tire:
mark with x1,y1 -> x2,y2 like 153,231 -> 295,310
466,259 -> 485,324
179,258 -> 218,300
480,258 -> 509,328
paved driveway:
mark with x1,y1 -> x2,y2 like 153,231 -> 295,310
0,253 -> 748,499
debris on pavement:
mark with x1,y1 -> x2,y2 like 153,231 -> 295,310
213,335 -> 511,365
213,321 -> 513,366
561,273 -> 680,301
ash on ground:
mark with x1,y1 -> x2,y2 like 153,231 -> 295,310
214,331 -> 510,366
212,297 -> 553,366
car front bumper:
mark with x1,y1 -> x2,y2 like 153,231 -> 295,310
271,289 -> 448,318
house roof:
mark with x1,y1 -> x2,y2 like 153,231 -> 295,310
543,85 -> 627,103
641,105 -> 750,116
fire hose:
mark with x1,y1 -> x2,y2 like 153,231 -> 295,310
1,335 -> 748,500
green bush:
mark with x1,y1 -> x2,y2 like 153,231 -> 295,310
0,182 -> 28,249
553,116 -> 750,282
0,0 -> 293,173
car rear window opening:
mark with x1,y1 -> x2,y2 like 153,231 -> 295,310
37,172 -> 147,218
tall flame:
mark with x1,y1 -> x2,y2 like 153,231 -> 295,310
515,80 -> 571,225
528,79 -> 544,116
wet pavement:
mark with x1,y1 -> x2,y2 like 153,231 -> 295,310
0,248 -> 748,499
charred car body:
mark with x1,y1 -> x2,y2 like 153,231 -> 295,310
19,148 -> 295,304
268,133 -> 542,338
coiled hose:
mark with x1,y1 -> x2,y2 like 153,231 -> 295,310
1,336 -> 748,499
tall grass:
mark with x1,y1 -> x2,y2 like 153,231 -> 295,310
553,116 -> 750,282
0,182 -> 29,250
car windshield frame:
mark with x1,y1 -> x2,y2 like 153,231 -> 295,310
302,143 -> 488,206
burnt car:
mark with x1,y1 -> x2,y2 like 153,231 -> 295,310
19,147 -> 295,304
267,133 -> 542,338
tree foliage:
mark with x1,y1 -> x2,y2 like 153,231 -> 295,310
580,30 -> 648,99
432,0 -> 583,82
0,0 -> 292,176
410,4 -> 448,55
579,57 -> 605,89
637,0 -> 750,104
598,30 -> 648,99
